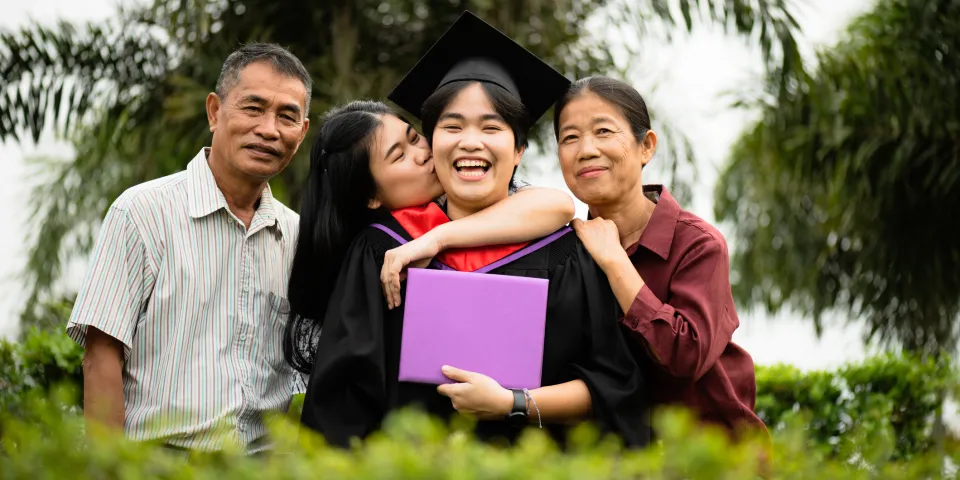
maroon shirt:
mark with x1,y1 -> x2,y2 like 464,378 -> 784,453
619,186 -> 767,436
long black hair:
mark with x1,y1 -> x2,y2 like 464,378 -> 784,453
284,100 -> 390,375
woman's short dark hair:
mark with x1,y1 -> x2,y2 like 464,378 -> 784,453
553,76 -> 651,142
421,80 -> 531,151
284,100 -> 391,375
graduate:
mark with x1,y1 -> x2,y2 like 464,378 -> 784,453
299,12 -> 649,448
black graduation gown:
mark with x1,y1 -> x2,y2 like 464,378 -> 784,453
301,211 -> 650,448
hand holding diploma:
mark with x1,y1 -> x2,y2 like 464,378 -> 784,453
436,365 -> 514,420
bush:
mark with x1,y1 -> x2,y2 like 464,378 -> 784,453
0,328 -> 83,417
1,330 -> 957,477
1,391 -> 956,480
755,354 -> 956,460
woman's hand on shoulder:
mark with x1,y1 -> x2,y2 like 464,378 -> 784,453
380,236 -> 439,309
572,217 -> 625,269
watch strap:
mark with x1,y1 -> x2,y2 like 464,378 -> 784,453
505,388 -> 527,424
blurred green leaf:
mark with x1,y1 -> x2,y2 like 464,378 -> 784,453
4,329 -> 955,469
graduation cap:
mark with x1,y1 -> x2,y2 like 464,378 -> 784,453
387,11 -> 571,123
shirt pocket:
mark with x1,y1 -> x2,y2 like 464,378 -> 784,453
265,292 -> 293,374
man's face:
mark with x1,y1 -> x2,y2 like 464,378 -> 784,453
207,60 -> 310,182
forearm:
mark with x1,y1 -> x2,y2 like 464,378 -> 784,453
526,380 -> 592,424
83,366 -> 125,430
599,253 -> 647,314
618,242 -> 734,380
82,329 -> 125,431
430,188 -> 575,250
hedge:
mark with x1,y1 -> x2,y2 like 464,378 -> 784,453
0,327 -> 83,418
2,389 -> 957,479
755,354 -> 955,459
1,328 -> 958,479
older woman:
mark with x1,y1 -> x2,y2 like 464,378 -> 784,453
553,76 -> 767,437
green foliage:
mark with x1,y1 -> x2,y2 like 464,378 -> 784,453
0,328 -> 83,418
1,0 -> 802,332
1,391 -> 956,479
756,354 -> 956,460
715,0 -> 960,352
3,329 -> 956,469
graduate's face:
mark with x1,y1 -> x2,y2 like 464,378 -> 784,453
206,61 -> 310,182
367,114 -> 443,210
556,92 -> 656,207
431,83 -> 523,216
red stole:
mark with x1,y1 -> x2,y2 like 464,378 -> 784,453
391,203 -> 530,272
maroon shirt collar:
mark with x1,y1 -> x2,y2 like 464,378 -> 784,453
624,185 -> 680,260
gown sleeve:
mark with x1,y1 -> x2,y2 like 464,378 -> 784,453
299,231 -> 397,447
550,240 -> 650,447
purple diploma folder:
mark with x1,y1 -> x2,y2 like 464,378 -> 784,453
399,268 -> 549,390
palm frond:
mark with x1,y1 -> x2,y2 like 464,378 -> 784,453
0,20 -> 169,144
615,0 -> 804,87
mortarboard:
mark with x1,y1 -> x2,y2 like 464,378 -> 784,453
387,11 -> 571,123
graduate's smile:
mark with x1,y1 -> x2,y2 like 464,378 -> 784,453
430,83 -> 522,212
453,156 -> 491,181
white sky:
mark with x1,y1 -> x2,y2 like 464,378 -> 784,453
0,0 -> 879,370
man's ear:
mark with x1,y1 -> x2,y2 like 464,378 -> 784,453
206,92 -> 221,133
297,118 -> 311,148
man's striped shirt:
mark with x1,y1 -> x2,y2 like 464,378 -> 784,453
67,148 -> 301,452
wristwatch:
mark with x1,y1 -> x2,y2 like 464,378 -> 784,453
504,389 -> 528,426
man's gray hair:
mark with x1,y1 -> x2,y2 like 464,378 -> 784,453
216,43 -> 313,116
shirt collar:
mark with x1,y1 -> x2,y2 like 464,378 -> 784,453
626,185 -> 681,260
187,148 -> 285,237
187,148 -> 226,219
255,180 -> 286,237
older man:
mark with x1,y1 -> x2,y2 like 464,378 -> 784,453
67,43 -> 310,453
